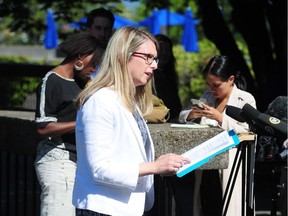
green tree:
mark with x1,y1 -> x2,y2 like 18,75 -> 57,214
0,0 -> 122,44
130,0 -> 217,105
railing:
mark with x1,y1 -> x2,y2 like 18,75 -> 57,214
0,152 -> 40,216
0,63 -> 49,216
0,63 -> 53,111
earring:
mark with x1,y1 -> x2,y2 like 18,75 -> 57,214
74,60 -> 84,71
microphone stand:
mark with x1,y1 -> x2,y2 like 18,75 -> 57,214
221,134 -> 257,216
257,136 -> 287,216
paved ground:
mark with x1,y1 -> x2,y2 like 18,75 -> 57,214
0,45 -> 62,62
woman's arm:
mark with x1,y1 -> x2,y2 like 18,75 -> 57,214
36,121 -> 76,136
178,109 -> 192,123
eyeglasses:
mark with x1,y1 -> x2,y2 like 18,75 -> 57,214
130,52 -> 159,65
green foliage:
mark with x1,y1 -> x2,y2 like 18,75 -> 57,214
174,39 -> 219,106
0,0 -> 253,110
0,1 -> 122,45
6,77 -> 40,109
0,55 -> 30,64
0,56 -> 55,109
173,37 -> 251,107
236,40 -> 254,78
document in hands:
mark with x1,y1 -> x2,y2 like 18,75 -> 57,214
176,130 -> 240,177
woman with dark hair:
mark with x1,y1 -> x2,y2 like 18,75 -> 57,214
179,55 -> 256,216
179,55 -> 254,129
152,34 -> 182,121
34,32 -> 105,216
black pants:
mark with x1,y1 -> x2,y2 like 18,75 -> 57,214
170,170 -> 222,216
200,170 -> 222,216
76,208 -> 111,216
170,172 -> 195,216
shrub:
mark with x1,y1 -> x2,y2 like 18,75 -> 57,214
174,39 -> 218,106
0,56 -> 58,110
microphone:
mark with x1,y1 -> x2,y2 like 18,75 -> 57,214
226,106 -> 246,123
242,104 -> 287,140
226,104 -> 287,140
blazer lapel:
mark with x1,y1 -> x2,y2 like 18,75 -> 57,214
227,85 -> 241,106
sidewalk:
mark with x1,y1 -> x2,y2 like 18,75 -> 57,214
0,45 -> 63,62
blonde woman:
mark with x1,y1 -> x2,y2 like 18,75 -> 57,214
73,26 -> 190,216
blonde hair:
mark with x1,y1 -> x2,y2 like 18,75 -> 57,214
75,26 -> 159,116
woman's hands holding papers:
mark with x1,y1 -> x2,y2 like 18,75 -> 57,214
139,153 -> 190,176
153,153 -> 191,175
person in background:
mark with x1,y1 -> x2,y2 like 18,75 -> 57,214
179,55 -> 256,216
85,7 -> 114,80
34,32 -> 105,216
153,34 -> 182,122
72,26 -> 190,216
86,7 -> 115,47
144,34 -> 189,216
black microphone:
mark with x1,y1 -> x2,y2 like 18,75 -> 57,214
242,104 -> 287,140
226,106 -> 246,123
226,104 -> 287,140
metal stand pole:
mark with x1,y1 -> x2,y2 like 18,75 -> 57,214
221,139 -> 256,216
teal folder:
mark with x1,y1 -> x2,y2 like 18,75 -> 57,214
176,130 -> 240,178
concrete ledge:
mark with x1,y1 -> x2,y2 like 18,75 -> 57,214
149,124 -> 227,169
0,111 -> 40,155
0,110 -> 228,169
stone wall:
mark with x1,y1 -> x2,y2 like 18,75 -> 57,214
0,110 -> 228,169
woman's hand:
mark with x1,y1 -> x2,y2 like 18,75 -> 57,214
187,102 -> 223,125
200,103 -> 223,124
139,153 -> 190,176
154,153 -> 190,175
187,101 -> 208,121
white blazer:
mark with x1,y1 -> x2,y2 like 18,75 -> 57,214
73,88 -> 155,216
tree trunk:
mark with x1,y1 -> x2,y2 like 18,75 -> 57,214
197,0 -> 257,98
230,0 -> 278,110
